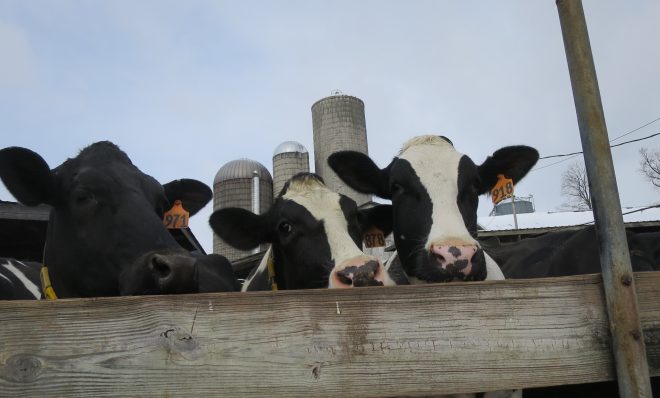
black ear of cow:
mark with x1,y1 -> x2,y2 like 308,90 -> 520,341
358,204 -> 393,237
209,208 -> 270,250
328,151 -> 392,199
0,147 -> 56,206
476,146 -> 539,195
163,179 -> 212,216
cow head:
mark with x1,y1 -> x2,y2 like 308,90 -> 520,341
0,141 -> 237,297
329,135 -> 538,283
210,173 -> 396,290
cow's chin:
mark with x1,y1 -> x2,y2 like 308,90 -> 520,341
403,252 -> 488,284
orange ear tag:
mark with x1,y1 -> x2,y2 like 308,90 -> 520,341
490,174 -> 514,205
363,226 -> 386,248
163,200 -> 190,229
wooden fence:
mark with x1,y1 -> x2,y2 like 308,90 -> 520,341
1,272 -> 659,397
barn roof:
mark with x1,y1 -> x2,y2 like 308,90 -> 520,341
477,206 -> 660,234
0,200 -> 207,260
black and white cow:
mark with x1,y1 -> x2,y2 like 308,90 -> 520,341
329,136 -> 537,398
0,142 -> 239,298
210,173 -> 406,291
329,135 -> 538,284
330,136 -> 657,397
0,258 -> 42,300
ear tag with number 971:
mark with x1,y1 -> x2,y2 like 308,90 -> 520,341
163,200 -> 189,229
490,174 -> 514,205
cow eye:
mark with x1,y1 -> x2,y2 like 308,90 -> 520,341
76,192 -> 95,204
278,222 -> 293,235
391,183 -> 404,195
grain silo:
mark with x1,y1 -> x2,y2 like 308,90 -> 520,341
213,159 -> 273,261
311,93 -> 371,206
272,141 -> 310,197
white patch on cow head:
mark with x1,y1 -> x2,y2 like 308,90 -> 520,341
282,177 -> 368,269
282,176 -> 394,288
398,135 -> 479,251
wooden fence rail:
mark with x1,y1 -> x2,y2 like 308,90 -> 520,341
1,272 -> 659,397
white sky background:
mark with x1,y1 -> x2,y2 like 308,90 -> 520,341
1,1 -> 659,253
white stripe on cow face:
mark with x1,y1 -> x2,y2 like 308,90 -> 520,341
282,182 -> 368,271
398,139 -> 479,251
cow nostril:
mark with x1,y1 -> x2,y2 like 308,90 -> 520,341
336,271 -> 353,286
150,257 -> 172,279
431,252 -> 446,265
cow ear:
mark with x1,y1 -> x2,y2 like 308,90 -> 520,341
209,208 -> 270,250
0,147 -> 57,206
163,179 -> 212,216
476,146 -> 539,195
358,204 -> 393,237
328,151 -> 392,199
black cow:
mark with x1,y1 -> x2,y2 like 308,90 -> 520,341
0,258 -> 42,300
487,226 -> 657,279
329,135 -> 538,284
210,173 -> 406,291
0,142 -> 239,298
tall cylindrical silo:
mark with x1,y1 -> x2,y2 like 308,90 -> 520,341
311,93 -> 371,206
213,159 -> 273,261
272,141 -> 310,197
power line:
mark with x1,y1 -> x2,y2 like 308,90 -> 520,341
538,131 -> 660,160
612,132 -> 660,148
531,153 -> 581,172
611,115 -> 660,142
535,115 -> 660,162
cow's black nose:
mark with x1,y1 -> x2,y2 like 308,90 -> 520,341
150,254 -> 173,280
148,253 -> 197,293
335,260 -> 385,287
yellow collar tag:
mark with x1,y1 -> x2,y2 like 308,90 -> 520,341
491,174 -> 514,205
163,200 -> 190,229
266,251 -> 278,291
40,266 -> 58,300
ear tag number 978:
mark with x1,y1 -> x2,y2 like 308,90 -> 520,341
363,227 -> 386,248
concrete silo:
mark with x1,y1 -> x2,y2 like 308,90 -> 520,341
272,141 -> 310,197
213,159 -> 273,261
311,93 -> 371,206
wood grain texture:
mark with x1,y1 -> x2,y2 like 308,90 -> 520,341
0,272 -> 658,397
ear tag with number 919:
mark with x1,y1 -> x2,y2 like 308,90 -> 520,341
490,174 -> 514,205
163,200 -> 189,229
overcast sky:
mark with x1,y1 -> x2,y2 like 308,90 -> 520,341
1,1 -> 659,253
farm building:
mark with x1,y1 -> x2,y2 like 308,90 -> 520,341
478,205 -> 660,243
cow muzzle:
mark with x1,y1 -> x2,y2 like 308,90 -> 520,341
429,244 -> 487,281
148,252 -> 198,294
330,258 -> 387,288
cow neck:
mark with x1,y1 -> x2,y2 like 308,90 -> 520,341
266,248 -> 278,291
40,245 -> 57,299
39,265 -> 58,299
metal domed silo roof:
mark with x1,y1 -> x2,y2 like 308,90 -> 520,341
273,141 -> 308,157
214,159 -> 272,185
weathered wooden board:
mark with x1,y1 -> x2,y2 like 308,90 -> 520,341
0,272 -> 658,397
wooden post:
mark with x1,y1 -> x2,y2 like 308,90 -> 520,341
556,1 -> 652,396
